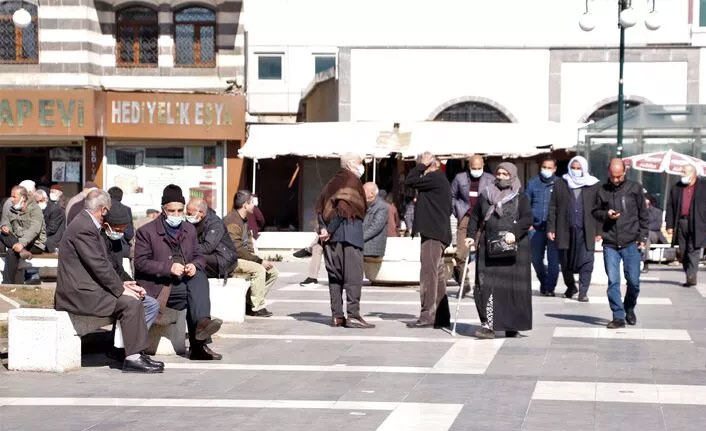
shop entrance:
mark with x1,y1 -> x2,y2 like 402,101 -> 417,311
0,146 -> 83,197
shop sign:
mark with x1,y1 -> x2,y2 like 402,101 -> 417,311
105,92 -> 245,140
0,89 -> 97,135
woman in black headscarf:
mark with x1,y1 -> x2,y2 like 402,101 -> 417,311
466,162 -> 533,339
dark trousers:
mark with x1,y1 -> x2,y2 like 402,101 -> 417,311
419,238 -> 450,324
114,295 -> 150,356
1,233 -> 43,284
203,254 -> 221,278
166,270 -> 211,345
559,251 -> 594,295
677,219 -> 701,280
323,242 -> 363,318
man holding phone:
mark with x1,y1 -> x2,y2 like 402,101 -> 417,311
593,159 -> 649,329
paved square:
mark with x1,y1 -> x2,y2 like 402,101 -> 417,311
1,262 -> 705,430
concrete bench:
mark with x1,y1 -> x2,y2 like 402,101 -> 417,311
364,237 -> 455,285
209,277 -> 250,323
0,252 -> 59,283
8,307 -> 186,372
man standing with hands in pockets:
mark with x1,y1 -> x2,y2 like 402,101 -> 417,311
593,159 -> 649,329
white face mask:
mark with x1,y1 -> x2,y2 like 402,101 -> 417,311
12,197 -> 25,211
185,214 -> 201,224
49,192 -> 60,201
356,164 -> 365,178
470,169 -> 483,179
571,169 -> 583,178
681,175 -> 693,185
165,215 -> 184,227
252,197 -> 259,207
38,202 -> 47,211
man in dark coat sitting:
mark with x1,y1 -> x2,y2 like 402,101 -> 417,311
134,184 -> 223,360
54,189 -> 163,373
186,198 -> 238,279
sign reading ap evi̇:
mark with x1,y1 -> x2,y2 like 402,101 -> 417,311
105,92 -> 245,140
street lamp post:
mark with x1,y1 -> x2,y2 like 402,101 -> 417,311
580,0 -> 661,158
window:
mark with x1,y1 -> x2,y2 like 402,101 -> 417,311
586,100 -> 642,123
175,7 -> 216,67
701,0 -> 706,26
0,1 -> 37,64
314,55 -> 335,74
116,7 -> 158,67
258,55 -> 282,80
434,102 -> 511,123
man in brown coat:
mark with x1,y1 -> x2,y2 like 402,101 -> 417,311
54,190 -> 163,373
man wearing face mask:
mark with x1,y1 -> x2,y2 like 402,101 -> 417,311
405,152 -> 452,329
107,187 -> 135,261
186,198 -> 238,279
134,184 -> 223,360
525,156 -> 560,296
35,189 -> 65,253
450,154 -> 495,294
666,165 -> 706,287
593,159 -> 648,329
315,153 -> 374,328
1,185 -> 46,284
49,184 -> 67,209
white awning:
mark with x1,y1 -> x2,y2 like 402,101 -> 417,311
240,121 -> 582,159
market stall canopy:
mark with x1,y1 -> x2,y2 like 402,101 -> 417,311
622,149 -> 706,176
241,121 -> 582,159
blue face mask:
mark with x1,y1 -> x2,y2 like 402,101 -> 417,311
166,215 -> 184,227
540,169 -> 554,179
107,231 -> 124,241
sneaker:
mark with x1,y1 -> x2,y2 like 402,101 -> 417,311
299,277 -> 318,286
577,293 -> 589,302
293,248 -> 312,258
606,319 -> 626,329
474,327 -> 495,339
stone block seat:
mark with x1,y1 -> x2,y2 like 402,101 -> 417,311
0,252 -> 59,283
364,237 -> 455,285
209,277 -> 250,323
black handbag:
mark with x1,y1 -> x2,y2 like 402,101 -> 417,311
485,230 -> 517,259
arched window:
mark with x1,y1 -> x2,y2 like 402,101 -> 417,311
434,102 -> 511,123
587,100 -> 642,123
116,7 -> 158,67
0,1 -> 38,64
175,7 -> 216,67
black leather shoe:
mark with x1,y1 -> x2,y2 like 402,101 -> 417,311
474,328 -> 495,339
123,355 -> 163,373
406,320 -> 433,328
544,292 -> 556,297
332,317 -> 346,327
194,317 -> 223,341
564,286 -> 578,299
641,263 -> 650,274
577,293 -> 589,302
247,308 -> 273,317
505,331 -> 519,338
606,319 -> 626,329
190,344 -> 223,360
142,353 -> 164,368
626,310 -> 637,326
293,248 -> 312,258
345,316 -> 375,329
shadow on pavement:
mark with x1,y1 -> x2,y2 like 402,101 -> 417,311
544,313 -> 610,326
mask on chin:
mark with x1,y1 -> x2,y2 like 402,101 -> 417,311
11,197 -> 25,211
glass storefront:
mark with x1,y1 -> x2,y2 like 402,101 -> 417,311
105,142 -> 225,217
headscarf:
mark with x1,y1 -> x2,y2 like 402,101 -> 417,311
483,162 -> 522,220
563,156 -> 599,189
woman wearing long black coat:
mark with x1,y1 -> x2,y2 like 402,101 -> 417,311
466,162 -> 533,339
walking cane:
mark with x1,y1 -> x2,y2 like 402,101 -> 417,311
451,250 -> 472,336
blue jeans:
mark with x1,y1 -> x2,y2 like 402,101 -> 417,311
603,243 -> 641,320
530,229 -> 560,293
142,295 -> 160,329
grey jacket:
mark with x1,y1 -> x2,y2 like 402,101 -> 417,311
450,171 -> 495,220
363,196 -> 388,257
3,199 -> 47,251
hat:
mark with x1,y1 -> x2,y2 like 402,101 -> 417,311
50,184 -> 63,192
161,184 -> 185,205
105,203 -> 131,225
84,181 -> 98,190
19,180 -> 36,192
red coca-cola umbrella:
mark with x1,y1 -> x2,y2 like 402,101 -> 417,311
622,149 -> 706,176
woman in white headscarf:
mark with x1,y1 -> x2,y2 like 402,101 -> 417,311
466,162 -> 533,339
547,156 -> 601,302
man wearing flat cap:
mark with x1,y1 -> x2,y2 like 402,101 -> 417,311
134,184 -> 223,360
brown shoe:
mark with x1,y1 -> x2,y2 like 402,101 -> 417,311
332,317 -> 346,327
194,317 -> 223,341
684,276 -> 697,287
345,315 -> 375,329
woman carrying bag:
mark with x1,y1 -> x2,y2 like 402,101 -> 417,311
466,162 -> 533,339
